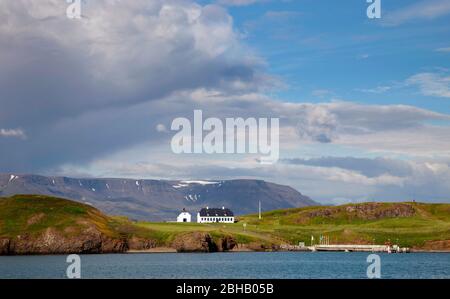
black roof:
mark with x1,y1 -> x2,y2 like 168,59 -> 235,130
199,208 -> 234,217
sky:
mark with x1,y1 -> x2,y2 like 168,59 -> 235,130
0,0 -> 450,204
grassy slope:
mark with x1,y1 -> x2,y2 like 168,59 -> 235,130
1,195 -> 449,249
0,195 -> 121,239
135,203 -> 450,248
237,203 -> 450,248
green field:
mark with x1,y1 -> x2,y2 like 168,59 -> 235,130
240,203 -> 450,248
131,202 -> 450,249
1,195 -> 449,250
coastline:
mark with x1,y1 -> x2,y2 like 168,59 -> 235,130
124,246 -> 450,254
2,196 -> 449,256
2,247 -> 450,256
127,247 -> 177,253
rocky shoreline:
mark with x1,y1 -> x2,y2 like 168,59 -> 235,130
2,228 -> 449,255
0,231 -> 241,255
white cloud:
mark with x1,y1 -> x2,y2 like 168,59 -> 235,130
406,72 -> 450,98
0,128 -> 26,139
355,86 -> 392,94
218,0 -> 263,6
435,47 -> 450,53
383,0 -> 450,26
357,54 -> 370,60
56,151 -> 450,204
311,89 -> 333,98
296,105 -> 337,143
337,126 -> 450,158
264,10 -> 302,19
156,124 -> 168,133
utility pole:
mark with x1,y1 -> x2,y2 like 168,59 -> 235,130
259,200 -> 262,220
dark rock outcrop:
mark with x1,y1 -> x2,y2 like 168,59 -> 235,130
219,236 -> 237,251
172,232 -> 218,253
171,232 -> 237,253
1,228 -> 128,255
127,237 -> 157,250
0,238 -> 10,254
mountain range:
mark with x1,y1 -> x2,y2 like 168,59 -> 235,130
0,174 -> 317,221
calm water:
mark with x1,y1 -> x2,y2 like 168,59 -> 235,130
0,252 -> 449,279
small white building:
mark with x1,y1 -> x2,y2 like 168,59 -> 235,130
177,209 -> 192,223
197,207 -> 235,224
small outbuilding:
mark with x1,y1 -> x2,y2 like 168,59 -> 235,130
177,208 -> 192,223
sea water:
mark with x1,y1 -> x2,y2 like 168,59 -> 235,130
0,252 -> 449,279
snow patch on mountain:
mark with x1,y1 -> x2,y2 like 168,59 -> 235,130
181,180 -> 219,185
9,175 -> 18,183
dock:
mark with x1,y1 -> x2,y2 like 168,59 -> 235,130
311,244 -> 409,253
280,244 -> 410,253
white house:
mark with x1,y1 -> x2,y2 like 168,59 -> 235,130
197,207 -> 235,223
177,209 -> 192,223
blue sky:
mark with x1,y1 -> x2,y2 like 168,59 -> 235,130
1,0 -> 450,204
206,0 -> 450,113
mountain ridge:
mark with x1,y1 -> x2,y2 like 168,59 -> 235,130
0,173 -> 317,221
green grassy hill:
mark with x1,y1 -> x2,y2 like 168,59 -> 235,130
1,195 -> 449,253
0,194 -> 119,239
0,195 -> 129,254
237,202 -> 450,249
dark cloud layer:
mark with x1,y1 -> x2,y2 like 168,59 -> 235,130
0,0 -> 268,172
